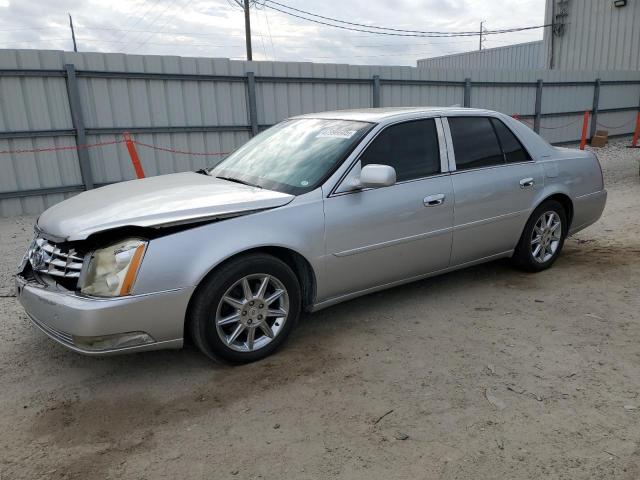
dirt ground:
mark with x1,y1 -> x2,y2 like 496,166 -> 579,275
0,138 -> 639,480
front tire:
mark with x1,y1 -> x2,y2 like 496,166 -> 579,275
188,253 -> 301,363
513,200 -> 567,272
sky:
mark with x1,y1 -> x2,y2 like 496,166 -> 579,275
0,0 -> 546,66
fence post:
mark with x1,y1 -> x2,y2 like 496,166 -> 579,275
590,78 -> 601,140
463,78 -> 471,107
580,111 -> 590,150
534,79 -> 543,134
246,71 -> 259,136
123,132 -> 145,179
372,75 -> 381,108
630,111 -> 640,148
64,63 -> 94,190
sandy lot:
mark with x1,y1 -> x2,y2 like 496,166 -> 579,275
0,138 -> 639,480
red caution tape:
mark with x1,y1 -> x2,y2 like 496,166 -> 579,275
0,135 -> 230,157
596,119 -> 635,129
513,115 -> 583,130
132,139 -> 229,157
0,139 -> 124,155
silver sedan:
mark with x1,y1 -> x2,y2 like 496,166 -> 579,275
16,107 -> 607,362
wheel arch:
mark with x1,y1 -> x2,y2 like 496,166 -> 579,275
184,246 -> 317,342
513,191 -> 574,257
534,192 -> 574,229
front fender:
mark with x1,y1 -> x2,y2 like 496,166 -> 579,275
132,190 -> 326,297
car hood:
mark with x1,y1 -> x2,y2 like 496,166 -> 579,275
37,172 -> 294,241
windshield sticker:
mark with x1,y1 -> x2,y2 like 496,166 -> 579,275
300,180 -> 309,186
316,128 -> 358,139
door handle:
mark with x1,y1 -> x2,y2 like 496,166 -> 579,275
519,177 -> 535,188
423,193 -> 445,206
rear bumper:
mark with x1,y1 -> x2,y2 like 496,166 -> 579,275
16,276 -> 194,356
569,189 -> 607,235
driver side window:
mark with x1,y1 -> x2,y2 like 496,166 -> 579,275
360,119 -> 440,182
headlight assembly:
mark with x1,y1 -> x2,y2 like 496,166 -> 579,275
80,238 -> 147,297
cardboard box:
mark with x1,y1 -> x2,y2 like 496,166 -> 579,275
590,129 -> 608,147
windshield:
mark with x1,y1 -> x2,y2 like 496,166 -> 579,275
209,118 -> 372,194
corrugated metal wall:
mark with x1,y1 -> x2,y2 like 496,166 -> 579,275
419,1 -> 640,71
1,49 -> 639,216
544,0 -> 640,70
417,41 -> 544,70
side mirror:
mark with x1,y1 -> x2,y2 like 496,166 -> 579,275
357,164 -> 396,189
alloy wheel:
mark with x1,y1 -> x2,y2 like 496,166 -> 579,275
215,274 -> 289,352
530,211 -> 562,263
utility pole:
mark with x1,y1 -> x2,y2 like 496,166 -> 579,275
479,20 -> 484,50
243,0 -> 252,61
68,14 -> 77,52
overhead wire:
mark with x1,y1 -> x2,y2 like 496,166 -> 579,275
0,0 -> 545,64
135,0 -> 197,50
263,0 -> 482,35
4,25 -> 533,42
254,7 -> 270,60
122,0 -> 181,48
262,7 -> 278,60
114,0 -> 162,45
261,0 -> 552,38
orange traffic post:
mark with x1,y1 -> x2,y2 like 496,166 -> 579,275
631,111 -> 640,148
123,132 -> 145,179
579,111 -> 590,150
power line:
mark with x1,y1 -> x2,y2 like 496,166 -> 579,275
261,0 -> 552,37
115,0 -> 161,45
254,7 -> 269,60
262,8 -> 277,60
352,40 -> 477,47
75,37 -> 470,52
123,0 -> 180,48
1,38 -> 71,45
0,24 -> 537,42
263,0 -> 479,35
119,0 -> 156,31
76,38 -> 246,47
0,36 -> 478,54
0,26 -> 61,32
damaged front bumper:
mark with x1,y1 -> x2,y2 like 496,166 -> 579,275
16,275 -> 194,356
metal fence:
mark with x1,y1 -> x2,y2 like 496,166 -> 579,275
1,49 -> 640,216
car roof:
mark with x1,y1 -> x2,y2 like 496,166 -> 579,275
292,107 -> 498,123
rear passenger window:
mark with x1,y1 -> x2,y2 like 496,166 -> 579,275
490,118 -> 532,163
360,119 -> 440,182
448,117 -> 504,170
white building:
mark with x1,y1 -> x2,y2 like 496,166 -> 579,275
418,0 -> 640,70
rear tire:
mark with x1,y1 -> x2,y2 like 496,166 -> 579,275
188,253 -> 301,363
513,200 -> 567,272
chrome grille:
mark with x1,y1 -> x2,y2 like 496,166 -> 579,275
29,237 -> 85,279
